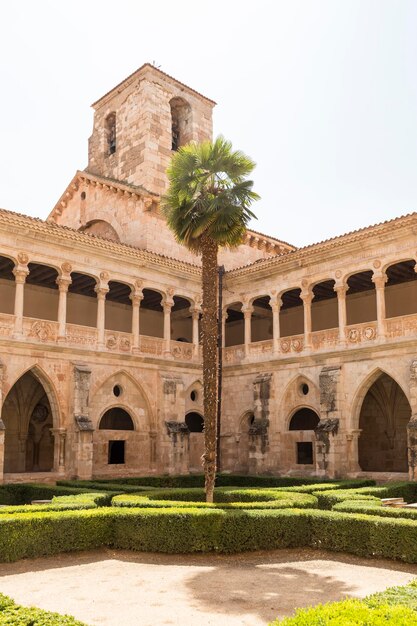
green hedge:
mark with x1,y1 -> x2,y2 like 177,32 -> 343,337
4,506 -> 417,562
333,499 -> 417,520
112,488 -> 318,510
59,474 -> 336,489
278,479 -> 375,494
0,492 -> 113,516
57,480 -> 155,493
313,482 -> 417,509
270,598 -> 417,625
0,483 -> 96,505
0,593 -> 87,625
271,580 -> 417,625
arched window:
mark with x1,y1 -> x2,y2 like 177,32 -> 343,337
289,408 -> 320,430
170,98 -> 191,151
99,407 -> 134,430
105,113 -> 116,155
185,412 -> 204,433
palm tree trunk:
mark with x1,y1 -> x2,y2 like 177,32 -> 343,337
201,234 -> 218,503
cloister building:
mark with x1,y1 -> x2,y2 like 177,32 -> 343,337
0,63 -> 416,483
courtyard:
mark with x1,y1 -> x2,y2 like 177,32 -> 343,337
1,548 -> 416,625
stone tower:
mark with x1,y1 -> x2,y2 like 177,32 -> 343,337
87,63 -> 215,195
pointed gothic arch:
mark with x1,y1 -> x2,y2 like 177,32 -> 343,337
2,366 -> 60,473
356,370 -> 411,472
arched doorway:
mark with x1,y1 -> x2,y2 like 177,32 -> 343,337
358,373 -> 410,472
288,408 -> 320,465
99,407 -> 135,466
185,411 -> 204,472
3,371 -> 54,472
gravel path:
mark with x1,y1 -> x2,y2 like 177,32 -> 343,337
0,548 -> 416,625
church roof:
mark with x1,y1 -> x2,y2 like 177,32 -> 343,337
48,170 -> 295,254
227,211 -> 417,276
0,206 -> 201,276
91,63 -> 217,109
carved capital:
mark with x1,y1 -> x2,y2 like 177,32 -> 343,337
61,262 -> 73,274
372,272 -> 387,289
13,266 -> 29,283
95,285 -> 109,299
334,282 -> 348,297
56,276 -> 72,292
17,252 -> 29,265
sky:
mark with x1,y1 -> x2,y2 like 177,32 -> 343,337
0,0 -> 416,248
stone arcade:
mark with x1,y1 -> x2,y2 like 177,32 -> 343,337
0,63 -> 417,483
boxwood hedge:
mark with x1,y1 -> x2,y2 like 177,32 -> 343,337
0,593 -> 87,625
4,506 -> 417,562
333,499 -> 417,520
112,487 -> 318,510
270,598 -> 417,625
0,483 -> 96,505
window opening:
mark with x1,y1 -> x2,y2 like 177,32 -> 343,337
108,440 -> 125,464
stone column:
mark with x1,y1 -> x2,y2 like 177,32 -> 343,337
372,272 -> 387,338
334,283 -> 347,345
243,305 -> 253,357
57,276 -> 72,342
51,428 -> 67,473
190,307 -> 201,357
163,299 -> 173,355
0,361 -> 5,483
346,429 -> 362,473
222,308 -> 228,348
95,284 -> 109,349
130,286 -> 143,354
12,264 -> 29,338
73,363 -> 94,480
271,298 -> 282,354
301,289 -> 313,349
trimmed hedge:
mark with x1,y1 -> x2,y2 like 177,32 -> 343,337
4,506 -> 417,562
277,479 -> 375,494
0,593 -> 87,625
334,499 -> 417,520
271,580 -> 417,625
270,598 -> 417,625
112,487 -> 318,510
313,482 -> 417,509
59,474 -> 337,489
0,492 -> 113,515
57,480 -> 156,493
0,483 -> 96,505
366,579 -> 417,611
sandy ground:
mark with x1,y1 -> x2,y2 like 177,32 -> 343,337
0,548 -> 416,625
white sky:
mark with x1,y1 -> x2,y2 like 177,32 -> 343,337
0,0 -> 416,248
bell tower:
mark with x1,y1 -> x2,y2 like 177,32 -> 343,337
87,63 -> 215,195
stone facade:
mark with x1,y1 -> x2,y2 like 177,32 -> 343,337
0,64 -> 416,483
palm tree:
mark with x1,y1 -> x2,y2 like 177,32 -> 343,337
162,136 -> 259,502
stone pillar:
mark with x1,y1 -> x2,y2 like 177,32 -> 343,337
51,428 -> 67,473
95,283 -> 109,349
57,275 -> 72,342
163,298 -> 173,355
271,298 -> 282,354
73,363 -> 94,480
0,361 -> 5,483
13,262 -> 29,338
334,283 -> 347,345
160,375 -> 188,473
346,429 -> 362,474
130,285 -> 143,353
408,360 -> 417,480
222,308 -> 228,348
372,272 -> 387,338
248,373 -> 272,473
191,307 -> 201,358
301,289 -> 313,349
315,366 -> 342,478
243,305 -> 253,357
